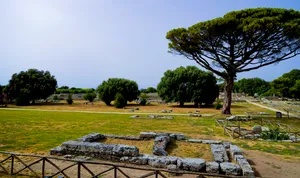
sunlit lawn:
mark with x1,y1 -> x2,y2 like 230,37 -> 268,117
0,102 -> 299,159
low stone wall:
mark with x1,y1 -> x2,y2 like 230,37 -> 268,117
152,136 -> 170,156
210,144 -> 229,163
50,132 -> 252,176
58,141 -> 139,161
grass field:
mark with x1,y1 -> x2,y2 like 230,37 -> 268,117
5,100 -> 276,115
0,102 -> 299,160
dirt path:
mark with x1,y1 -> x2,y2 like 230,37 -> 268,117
244,149 -> 300,178
246,100 -> 300,118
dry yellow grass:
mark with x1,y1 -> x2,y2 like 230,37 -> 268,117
101,138 -> 213,160
6,100 -> 275,115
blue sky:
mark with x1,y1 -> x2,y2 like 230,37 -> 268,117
0,0 -> 299,89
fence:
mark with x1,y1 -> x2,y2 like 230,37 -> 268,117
0,151 -> 248,178
216,118 -> 300,140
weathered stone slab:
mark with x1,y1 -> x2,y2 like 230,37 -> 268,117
252,126 -> 262,134
187,139 -> 222,144
186,139 -> 203,143
170,133 -> 185,140
50,146 -> 64,156
234,155 -> 244,162
76,133 -> 106,142
148,156 -> 178,168
177,158 -> 206,172
236,157 -> 255,177
210,144 -> 229,163
139,132 -> 157,139
153,136 -> 170,156
230,145 -> 243,156
206,162 -> 219,174
60,141 -> 139,159
220,162 -> 241,176
189,114 -> 202,117
104,134 -> 141,140
120,154 -> 150,165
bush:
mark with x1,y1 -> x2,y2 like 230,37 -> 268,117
139,93 -> 148,106
83,92 -> 96,102
66,94 -> 73,105
114,93 -> 127,108
261,128 -> 290,141
214,99 -> 222,110
53,95 -> 58,101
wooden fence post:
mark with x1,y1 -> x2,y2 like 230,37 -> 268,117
114,165 -> 117,178
10,154 -> 14,175
77,162 -> 81,178
42,157 -> 45,178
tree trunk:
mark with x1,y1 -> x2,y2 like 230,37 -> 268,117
179,101 -> 184,107
222,76 -> 234,114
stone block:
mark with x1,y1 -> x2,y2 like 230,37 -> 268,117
206,162 -> 219,174
220,162 -> 241,176
177,158 -> 206,172
210,144 -> 229,163
76,133 -> 106,142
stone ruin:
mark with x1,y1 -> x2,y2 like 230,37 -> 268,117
50,132 -> 254,177
130,115 -> 174,120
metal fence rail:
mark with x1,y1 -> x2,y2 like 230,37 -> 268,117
0,151 -> 249,178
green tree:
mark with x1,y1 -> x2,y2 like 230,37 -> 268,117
146,87 -> 157,93
7,69 -> 57,105
270,77 -> 293,97
166,8 -> 300,114
83,92 -> 97,102
139,93 -> 149,105
0,85 -> 7,106
290,80 -> 300,99
157,66 -> 219,107
235,78 -> 270,96
66,94 -> 73,105
97,78 -> 139,106
114,93 -> 126,108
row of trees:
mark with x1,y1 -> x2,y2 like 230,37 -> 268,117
231,69 -> 300,99
55,86 -> 95,94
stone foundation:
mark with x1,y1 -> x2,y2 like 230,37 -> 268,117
50,132 -> 253,176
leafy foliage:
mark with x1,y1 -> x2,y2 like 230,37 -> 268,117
140,87 -> 157,93
55,87 -> 94,94
83,92 -> 97,102
66,94 -> 73,105
262,69 -> 300,98
234,78 -> 270,96
166,8 -> 300,113
114,93 -> 127,108
261,128 -> 290,141
97,78 -> 139,106
52,95 -> 59,101
157,66 -> 219,106
214,99 -> 222,110
139,93 -> 149,105
7,69 -> 57,106
0,85 -> 7,106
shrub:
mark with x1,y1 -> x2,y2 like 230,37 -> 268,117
83,92 -> 96,102
53,95 -> 58,101
261,128 -> 290,141
214,99 -> 222,110
114,93 -> 126,108
66,94 -> 73,105
139,93 -> 148,106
